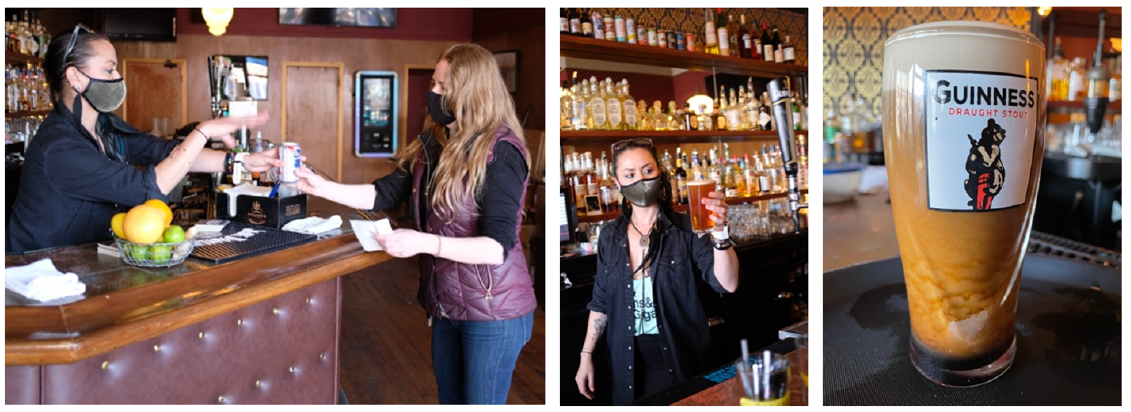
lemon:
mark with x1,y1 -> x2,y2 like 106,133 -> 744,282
111,213 -> 127,239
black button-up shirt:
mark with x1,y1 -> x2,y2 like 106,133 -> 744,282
587,210 -> 730,406
7,106 -> 178,253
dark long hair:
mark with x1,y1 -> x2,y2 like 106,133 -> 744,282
44,29 -> 110,103
611,141 -> 682,274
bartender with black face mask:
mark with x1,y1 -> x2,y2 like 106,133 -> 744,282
6,26 -> 278,253
574,138 -> 740,406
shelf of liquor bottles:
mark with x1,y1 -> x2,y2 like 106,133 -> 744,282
561,129 -> 810,143
560,34 -> 806,78
5,109 -> 50,118
6,51 -> 44,66
1046,99 -> 1122,112
576,190 -> 808,223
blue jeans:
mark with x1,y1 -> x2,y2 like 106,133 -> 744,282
431,312 -> 533,404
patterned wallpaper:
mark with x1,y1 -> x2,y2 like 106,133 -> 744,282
567,8 -> 808,66
823,7 -> 1032,118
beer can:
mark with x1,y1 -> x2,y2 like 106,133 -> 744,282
675,32 -> 685,50
280,142 -> 302,183
658,30 -> 668,48
647,27 -> 657,46
686,33 -> 697,52
626,18 -> 637,43
637,25 -> 648,45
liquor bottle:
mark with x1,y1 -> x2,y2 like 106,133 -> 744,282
704,9 -> 719,55
621,80 -> 637,130
717,11 -> 730,57
573,78 -> 588,131
651,101 -> 666,131
690,150 -> 706,181
715,85 -> 727,131
743,153 -> 759,196
667,101 -> 681,130
792,91 -> 802,131
602,15 -> 615,41
1048,37 -> 1069,101
584,154 -> 600,210
759,92 -> 773,130
757,150 -> 771,194
697,103 -> 712,131
738,14 -> 752,59
708,154 -> 723,189
587,77 -> 607,130
682,102 -> 695,130
726,13 -> 740,57
567,155 -> 585,215
605,78 -> 623,130
761,22 -> 773,65
772,27 -> 784,63
752,19 -> 764,60
591,11 -> 605,40
783,35 -> 796,64
17,11 -> 30,55
560,9 -> 569,34
725,88 -> 741,131
731,155 -> 744,197
674,156 -> 688,204
614,15 -> 626,42
560,81 -> 572,130
640,101 -> 655,131
599,158 -> 619,213
569,9 -> 582,36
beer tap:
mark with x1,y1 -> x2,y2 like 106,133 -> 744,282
767,78 -> 808,233
1084,9 -> 1109,134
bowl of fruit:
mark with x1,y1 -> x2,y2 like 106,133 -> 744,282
111,200 -> 197,268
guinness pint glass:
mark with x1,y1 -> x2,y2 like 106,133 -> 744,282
882,21 -> 1046,386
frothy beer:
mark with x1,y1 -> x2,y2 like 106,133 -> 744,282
882,21 -> 1045,387
686,179 -> 716,232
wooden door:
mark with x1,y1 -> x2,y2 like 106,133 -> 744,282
120,58 -> 186,135
282,63 -> 344,181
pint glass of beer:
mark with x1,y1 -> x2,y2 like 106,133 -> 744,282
882,21 -> 1045,386
686,179 -> 717,232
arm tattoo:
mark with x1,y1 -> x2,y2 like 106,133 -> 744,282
590,314 -> 608,342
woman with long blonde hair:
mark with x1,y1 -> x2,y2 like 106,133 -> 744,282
293,43 -> 535,404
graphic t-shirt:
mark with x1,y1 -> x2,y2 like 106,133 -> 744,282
634,276 -> 659,336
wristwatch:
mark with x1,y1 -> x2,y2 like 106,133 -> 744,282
711,223 -> 732,250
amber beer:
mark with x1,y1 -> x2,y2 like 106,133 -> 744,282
882,21 -> 1045,386
687,179 -> 717,232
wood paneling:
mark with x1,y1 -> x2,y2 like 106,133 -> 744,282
110,34 -> 457,184
282,63 -> 344,180
120,58 -> 187,133
473,24 -> 545,131
405,67 -> 435,143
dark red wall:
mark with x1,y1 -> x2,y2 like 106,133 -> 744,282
176,8 -> 473,41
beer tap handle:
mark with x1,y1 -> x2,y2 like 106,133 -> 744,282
768,78 -> 806,233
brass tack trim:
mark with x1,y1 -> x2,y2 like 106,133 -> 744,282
101,361 -> 109,370
153,345 -> 160,352
237,319 -> 243,326
289,366 -> 296,373
218,396 -> 225,403
273,308 -> 280,315
256,380 -> 262,388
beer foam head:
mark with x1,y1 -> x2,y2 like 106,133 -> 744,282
687,179 -> 714,186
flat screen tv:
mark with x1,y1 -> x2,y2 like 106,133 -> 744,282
101,8 -> 176,41
279,8 -> 396,28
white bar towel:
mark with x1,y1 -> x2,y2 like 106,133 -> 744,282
5,259 -> 87,302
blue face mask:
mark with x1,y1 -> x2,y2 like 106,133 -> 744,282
427,91 -> 456,125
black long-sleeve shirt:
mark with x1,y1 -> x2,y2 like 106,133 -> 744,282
370,134 -> 527,258
7,106 -> 179,253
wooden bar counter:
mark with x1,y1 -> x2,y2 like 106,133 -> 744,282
5,198 -> 391,404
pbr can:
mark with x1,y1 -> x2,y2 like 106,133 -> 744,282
280,142 -> 302,183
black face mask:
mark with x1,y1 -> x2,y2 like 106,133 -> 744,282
618,176 -> 663,207
427,91 -> 456,126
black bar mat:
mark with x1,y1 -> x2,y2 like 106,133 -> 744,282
190,222 -> 317,264
824,254 -> 1120,405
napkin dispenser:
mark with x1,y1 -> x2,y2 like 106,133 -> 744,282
216,192 -> 307,229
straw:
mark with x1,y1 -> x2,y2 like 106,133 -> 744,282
763,350 -> 773,398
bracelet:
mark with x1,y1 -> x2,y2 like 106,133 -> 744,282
581,351 -> 593,355
193,128 -> 209,147
435,235 -> 442,257
225,152 -> 235,175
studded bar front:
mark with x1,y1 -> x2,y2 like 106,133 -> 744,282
8,278 -> 342,404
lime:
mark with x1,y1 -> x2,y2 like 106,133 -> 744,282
150,245 -> 173,264
163,225 -> 186,243
127,244 -> 148,262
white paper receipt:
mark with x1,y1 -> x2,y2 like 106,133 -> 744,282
350,219 -> 394,252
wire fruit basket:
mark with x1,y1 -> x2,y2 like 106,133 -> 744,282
115,237 -> 196,267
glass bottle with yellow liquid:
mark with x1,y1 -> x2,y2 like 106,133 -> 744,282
587,77 -> 607,130
621,80 -> 638,130
604,78 -> 624,130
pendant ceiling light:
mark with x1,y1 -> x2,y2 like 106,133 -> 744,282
202,8 -> 234,37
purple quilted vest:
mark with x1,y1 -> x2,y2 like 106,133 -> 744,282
411,126 -> 536,321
